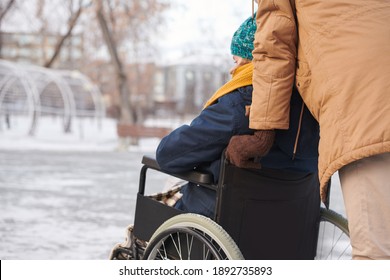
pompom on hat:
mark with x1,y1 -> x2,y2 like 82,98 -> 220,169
230,14 -> 257,60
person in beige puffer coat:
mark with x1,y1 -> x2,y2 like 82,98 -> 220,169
226,0 -> 390,259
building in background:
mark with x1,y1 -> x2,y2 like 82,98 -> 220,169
154,53 -> 229,116
1,32 -> 83,69
83,53 -> 230,119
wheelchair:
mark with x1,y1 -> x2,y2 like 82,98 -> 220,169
110,153 -> 351,260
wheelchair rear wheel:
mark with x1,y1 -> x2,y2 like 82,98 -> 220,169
316,208 -> 351,259
143,213 -> 244,260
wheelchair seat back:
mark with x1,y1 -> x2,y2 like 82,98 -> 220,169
215,160 -> 320,260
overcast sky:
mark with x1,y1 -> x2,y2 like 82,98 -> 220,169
163,0 -> 251,43
159,0 -> 252,61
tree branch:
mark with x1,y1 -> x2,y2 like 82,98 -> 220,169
0,0 -> 16,22
44,3 -> 84,68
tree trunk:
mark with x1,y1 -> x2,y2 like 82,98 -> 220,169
95,0 -> 133,125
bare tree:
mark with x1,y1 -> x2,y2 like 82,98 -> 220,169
94,0 -> 133,125
44,0 -> 91,68
92,0 -> 170,125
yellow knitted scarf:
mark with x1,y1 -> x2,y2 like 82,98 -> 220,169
203,62 -> 253,109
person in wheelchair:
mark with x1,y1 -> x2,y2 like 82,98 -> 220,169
156,14 -> 320,218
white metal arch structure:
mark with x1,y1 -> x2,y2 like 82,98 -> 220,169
56,70 -> 105,121
23,63 -> 75,134
0,59 -> 105,136
0,60 -> 40,135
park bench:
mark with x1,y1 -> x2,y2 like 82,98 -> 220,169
117,123 -> 171,139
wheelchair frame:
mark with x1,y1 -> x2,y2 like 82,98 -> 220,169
110,154 -> 351,260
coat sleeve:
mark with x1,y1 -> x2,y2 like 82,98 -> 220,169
249,0 -> 297,130
155,94 -> 249,173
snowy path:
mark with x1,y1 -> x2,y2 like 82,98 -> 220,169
0,149 -> 162,259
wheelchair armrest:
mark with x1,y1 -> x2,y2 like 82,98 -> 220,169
141,156 -> 215,186
141,156 -> 162,170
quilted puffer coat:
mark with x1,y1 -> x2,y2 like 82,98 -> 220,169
249,0 -> 390,199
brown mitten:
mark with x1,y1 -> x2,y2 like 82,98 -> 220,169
225,130 -> 275,169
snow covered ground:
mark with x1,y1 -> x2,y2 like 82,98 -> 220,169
0,116 -> 180,152
0,116 -> 346,260
0,117 -> 178,259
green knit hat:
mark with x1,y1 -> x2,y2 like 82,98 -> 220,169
230,15 -> 257,60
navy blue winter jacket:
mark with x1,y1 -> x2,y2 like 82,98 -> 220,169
156,85 -> 319,183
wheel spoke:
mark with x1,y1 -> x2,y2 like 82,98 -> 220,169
316,209 -> 351,260
156,240 -> 168,260
169,233 -> 182,259
186,234 -> 194,260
